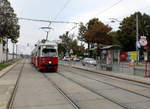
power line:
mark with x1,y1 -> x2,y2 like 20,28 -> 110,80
48,0 -> 72,27
19,17 -> 78,24
95,0 -> 123,16
53,0 -> 71,20
45,0 -> 72,40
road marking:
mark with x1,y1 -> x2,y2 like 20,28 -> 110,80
0,103 -> 6,107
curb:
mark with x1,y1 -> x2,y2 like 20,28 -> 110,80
0,63 -> 18,78
61,64 -> 150,85
0,60 -> 21,109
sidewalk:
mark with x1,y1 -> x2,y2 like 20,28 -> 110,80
0,62 -> 17,77
61,62 -> 150,85
0,60 -> 21,109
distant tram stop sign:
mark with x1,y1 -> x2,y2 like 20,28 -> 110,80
139,36 -> 148,46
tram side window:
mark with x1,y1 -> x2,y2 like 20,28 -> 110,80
42,49 -> 57,57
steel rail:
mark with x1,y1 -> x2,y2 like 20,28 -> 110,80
62,67 -> 150,100
43,74 -> 80,109
7,61 -> 25,109
61,63 -> 150,88
66,65 -> 150,89
59,73 -> 131,109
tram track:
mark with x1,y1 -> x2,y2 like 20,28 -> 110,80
60,62 -> 150,89
43,72 -> 131,109
71,64 -> 150,89
58,73 -> 130,109
43,73 -> 81,109
62,66 -> 150,99
64,62 -> 150,86
57,65 -> 150,109
7,61 -> 25,109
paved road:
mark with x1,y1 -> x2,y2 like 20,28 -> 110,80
12,60 -> 75,109
9,59 -> 150,109
59,65 -> 150,109
0,60 -> 24,109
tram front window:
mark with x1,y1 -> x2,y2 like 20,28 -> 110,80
42,49 -> 57,57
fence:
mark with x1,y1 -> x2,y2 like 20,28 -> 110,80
0,53 -> 17,63
98,62 -> 150,77
60,60 -> 150,77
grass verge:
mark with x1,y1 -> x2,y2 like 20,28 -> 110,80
0,63 -> 11,71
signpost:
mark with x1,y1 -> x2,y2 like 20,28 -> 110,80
139,36 -> 149,77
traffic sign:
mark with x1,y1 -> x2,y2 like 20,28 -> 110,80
139,36 -> 147,46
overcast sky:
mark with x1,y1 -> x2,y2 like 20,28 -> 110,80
9,0 -> 150,54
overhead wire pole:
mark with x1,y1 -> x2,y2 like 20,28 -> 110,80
136,13 -> 139,62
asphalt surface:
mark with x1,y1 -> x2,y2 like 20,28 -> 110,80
0,60 -> 23,109
59,65 -> 150,109
12,60 -> 75,109
0,59 -> 150,109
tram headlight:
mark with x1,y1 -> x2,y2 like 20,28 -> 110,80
49,61 -> 52,64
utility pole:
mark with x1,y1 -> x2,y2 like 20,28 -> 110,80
16,44 -> 18,58
13,43 -> 15,59
6,38 -> 8,62
136,13 -> 139,62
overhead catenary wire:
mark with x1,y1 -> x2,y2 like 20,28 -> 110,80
48,0 -> 72,27
19,17 -> 78,24
95,0 -> 123,16
44,0 -> 72,40
53,0 -> 72,21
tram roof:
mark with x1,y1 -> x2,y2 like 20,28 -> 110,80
36,40 -> 57,46
31,40 -> 57,54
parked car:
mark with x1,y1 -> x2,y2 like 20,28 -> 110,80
82,58 -> 97,66
73,57 -> 80,61
62,57 -> 70,61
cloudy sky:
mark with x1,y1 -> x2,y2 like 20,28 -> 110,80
9,0 -> 150,54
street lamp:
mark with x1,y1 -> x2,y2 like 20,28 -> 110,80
109,18 -> 121,23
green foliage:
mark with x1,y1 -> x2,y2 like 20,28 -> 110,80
0,63 -> 10,71
109,31 -> 120,45
77,22 -> 87,43
0,0 -> 20,42
58,31 -> 85,57
117,12 -> 150,51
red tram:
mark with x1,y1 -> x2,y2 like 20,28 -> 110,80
31,40 -> 58,71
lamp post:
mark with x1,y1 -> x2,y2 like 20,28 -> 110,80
110,18 -> 121,23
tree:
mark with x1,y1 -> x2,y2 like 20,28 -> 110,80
85,22 -> 112,45
109,31 -> 120,45
0,0 -> 20,42
78,18 -> 112,50
77,22 -> 87,44
58,31 -> 74,56
59,31 -> 85,57
117,12 -> 150,51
